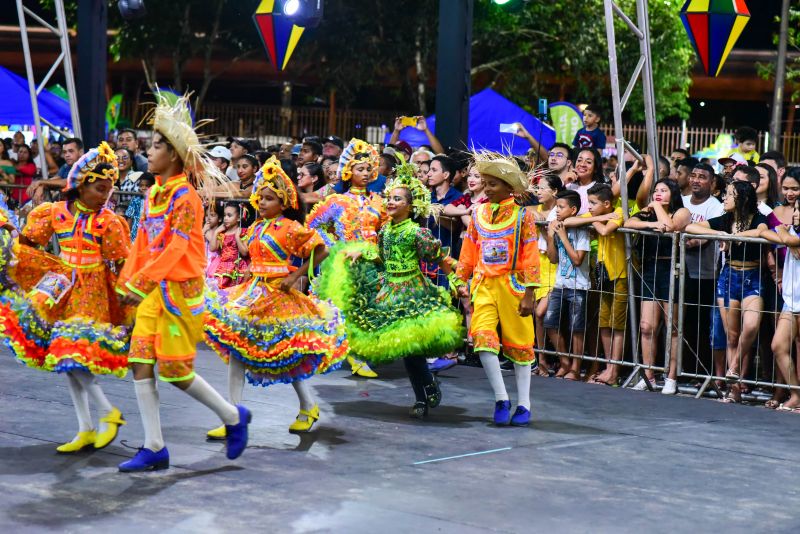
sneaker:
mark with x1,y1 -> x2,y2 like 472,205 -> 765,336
493,400 -> 512,425
510,406 -> 531,426
428,358 -> 457,373
118,446 -> 170,472
662,378 -> 678,395
632,378 -> 656,391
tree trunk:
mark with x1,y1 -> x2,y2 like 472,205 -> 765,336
414,27 -> 427,115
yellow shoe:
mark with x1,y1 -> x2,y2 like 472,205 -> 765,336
56,430 -> 96,453
94,407 -> 126,449
348,356 -> 378,378
206,424 -> 226,440
288,404 -> 320,434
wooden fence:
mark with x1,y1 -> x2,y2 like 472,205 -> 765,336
120,100 -> 800,163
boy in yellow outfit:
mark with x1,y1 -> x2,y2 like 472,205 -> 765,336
115,91 -> 250,472
457,153 -> 540,426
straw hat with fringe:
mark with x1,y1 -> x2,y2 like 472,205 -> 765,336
142,89 -> 232,198
472,150 -> 531,194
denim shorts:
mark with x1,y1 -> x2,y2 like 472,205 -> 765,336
710,305 -> 726,351
544,287 -> 588,332
716,265 -> 761,306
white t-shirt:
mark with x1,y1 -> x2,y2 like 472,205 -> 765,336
783,227 -> 800,312
681,195 -> 724,279
567,181 -> 596,215
226,165 -> 239,182
553,227 -> 591,290
538,206 -> 558,252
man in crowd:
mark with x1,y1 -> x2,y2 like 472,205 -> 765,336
26,137 -> 84,200
322,135 -> 344,159
674,157 -> 699,196
761,150 -> 787,183
209,146 -> 232,176
547,143 -> 574,184
681,163 -> 724,381
117,129 -> 148,171
227,138 -> 250,181
298,137 -> 322,167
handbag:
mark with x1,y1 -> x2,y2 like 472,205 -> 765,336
594,261 -> 613,290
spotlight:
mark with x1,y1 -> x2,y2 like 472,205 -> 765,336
283,0 -> 300,16
118,0 -> 146,20
279,0 -> 323,28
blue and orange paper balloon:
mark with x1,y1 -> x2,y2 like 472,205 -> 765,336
680,0 -> 751,77
253,0 -> 307,71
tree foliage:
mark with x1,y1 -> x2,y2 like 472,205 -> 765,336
757,2 -> 800,103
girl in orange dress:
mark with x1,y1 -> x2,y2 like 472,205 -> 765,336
306,138 -> 387,378
0,142 -> 131,452
204,157 -> 347,436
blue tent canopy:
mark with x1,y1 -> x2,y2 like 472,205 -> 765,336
385,88 -> 555,156
0,65 -> 73,128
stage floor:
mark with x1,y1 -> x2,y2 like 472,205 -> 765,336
1,347 -> 799,533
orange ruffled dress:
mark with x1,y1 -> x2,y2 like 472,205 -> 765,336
203,216 -> 347,386
0,201 -> 132,376
306,189 -> 387,246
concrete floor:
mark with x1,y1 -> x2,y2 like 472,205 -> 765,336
1,347 -> 800,534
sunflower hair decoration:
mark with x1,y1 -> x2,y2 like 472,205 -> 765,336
337,138 -> 379,182
65,141 -> 119,191
250,156 -> 299,210
384,161 -> 442,220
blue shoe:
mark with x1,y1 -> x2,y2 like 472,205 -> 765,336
493,400 -> 511,426
118,446 -> 170,472
429,358 -> 457,373
225,404 -> 251,460
510,406 -> 531,426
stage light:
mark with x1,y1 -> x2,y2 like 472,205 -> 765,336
284,0 -> 300,16
493,0 -> 513,5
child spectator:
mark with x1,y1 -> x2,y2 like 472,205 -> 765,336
572,105 -> 607,151
210,201 -> 251,288
125,172 -> 155,241
533,174 -> 564,376
544,190 -> 591,381
625,179 -> 691,393
566,183 -> 627,386
728,126 -> 759,164
204,200 -> 225,278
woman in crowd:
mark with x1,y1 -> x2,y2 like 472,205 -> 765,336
686,180 -> 768,403
624,178 -> 690,392
297,162 -> 326,207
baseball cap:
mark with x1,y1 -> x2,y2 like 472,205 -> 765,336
392,140 -> 413,159
209,146 -> 232,161
323,135 -> 344,149
717,157 -> 737,166
291,144 -> 302,156
227,137 -> 250,150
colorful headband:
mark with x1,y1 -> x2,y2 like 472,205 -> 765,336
65,141 -> 119,191
250,156 -> 299,210
384,162 -> 439,220
337,138 -> 379,182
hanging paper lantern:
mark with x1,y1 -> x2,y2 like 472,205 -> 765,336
253,0 -> 307,72
680,0 -> 751,77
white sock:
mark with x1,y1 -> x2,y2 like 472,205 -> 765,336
184,375 -> 239,425
292,380 -> 316,411
66,373 -> 93,433
514,363 -> 532,410
479,352 -> 509,402
228,357 -> 246,406
134,378 -> 164,451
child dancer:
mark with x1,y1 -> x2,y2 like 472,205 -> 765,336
0,142 -> 131,452
115,91 -> 250,472
456,153 -> 540,426
315,163 -> 464,417
204,157 -> 347,437
209,201 -> 250,288
307,138 -> 387,378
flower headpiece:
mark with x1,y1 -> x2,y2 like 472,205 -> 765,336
337,138 -> 379,182
143,88 -> 231,198
65,141 -> 118,191
0,194 -> 18,231
472,150 -> 531,195
250,156 -> 299,210
384,161 -> 441,220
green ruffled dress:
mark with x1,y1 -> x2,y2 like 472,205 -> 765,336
314,218 -> 463,364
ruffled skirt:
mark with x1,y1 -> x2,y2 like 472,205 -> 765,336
0,244 -> 131,377
313,242 -> 464,364
204,276 -> 348,387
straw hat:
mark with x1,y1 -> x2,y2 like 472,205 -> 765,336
472,150 -> 530,194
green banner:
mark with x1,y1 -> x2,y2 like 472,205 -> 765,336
549,102 -> 584,145
106,94 -> 122,131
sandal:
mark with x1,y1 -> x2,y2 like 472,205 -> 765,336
764,399 -> 780,410
563,370 -> 580,381
721,388 -> 741,404
777,403 -> 800,413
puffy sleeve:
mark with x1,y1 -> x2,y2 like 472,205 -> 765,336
415,226 -> 444,263
285,220 -> 324,259
456,210 -> 478,283
517,207 -> 541,287
306,195 -> 341,246
21,202 -> 54,247
100,213 -> 131,262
